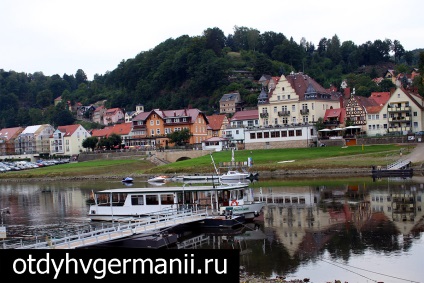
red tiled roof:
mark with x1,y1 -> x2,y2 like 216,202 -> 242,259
370,92 -> 390,105
0,127 -> 24,141
230,110 -> 259,121
57,124 -> 80,137
285,73 -> 335,100
324,108 -> 346,121
206,114 -> 227,130
91,122 -> 132,138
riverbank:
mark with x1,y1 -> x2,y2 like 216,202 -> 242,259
1,143 -> 423,182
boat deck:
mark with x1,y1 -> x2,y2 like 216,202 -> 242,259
12,209 -> 208,249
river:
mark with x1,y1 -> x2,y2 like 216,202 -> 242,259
0,176 -> 423,283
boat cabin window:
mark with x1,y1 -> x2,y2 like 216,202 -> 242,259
131,195 -> 144,205
146,194 -> 159,205
160,194 -> 174,205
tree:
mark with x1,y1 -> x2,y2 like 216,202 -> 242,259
75,69 -> 88,85
392,40 -> 405,63
167,129 -> 192,146
82,137 -> 98,152
36,89 -> 53,108
203,27 -> 226,56
108,133 -> 122,148
52,108 -> 75,126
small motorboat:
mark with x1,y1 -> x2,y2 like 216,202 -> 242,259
147,175 -> 169,183
121,177 -> 134,183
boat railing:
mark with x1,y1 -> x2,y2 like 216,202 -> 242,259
12,208 -> 209,249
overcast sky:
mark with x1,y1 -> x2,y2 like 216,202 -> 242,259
1,0 -> 423,80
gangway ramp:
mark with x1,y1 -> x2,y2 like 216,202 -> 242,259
387,159 -> 411,170
15,209 -> 208,249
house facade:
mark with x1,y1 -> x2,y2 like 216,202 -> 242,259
15,124 -> 55,155
92,106 -> 107,125
125,104 -> 144,123
103,108 -> 125,125
258,72 -> 342,127
219,92 -> 242,114
0,127 -> 24,155
128,108 -> 209,149
386,87 -> 424,134
223,109 -> 259,148
50,124 -> 91,156
206,114 -> 229,138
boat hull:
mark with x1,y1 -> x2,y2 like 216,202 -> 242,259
371,168 -> 413,177
220,202 -> 266,220
198,215 -> 245,228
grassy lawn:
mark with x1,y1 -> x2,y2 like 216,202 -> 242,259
0,159 -> 155,179
146,144 -> 412,174
0,144 -> 414,179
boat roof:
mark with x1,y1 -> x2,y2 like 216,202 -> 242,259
94,184 -> 249,194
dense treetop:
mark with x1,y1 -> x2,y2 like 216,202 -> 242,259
1,26 -> 423,129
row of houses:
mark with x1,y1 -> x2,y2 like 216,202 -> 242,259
1,70 -> 423,157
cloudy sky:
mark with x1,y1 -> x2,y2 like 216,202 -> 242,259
1,0 -> 423,80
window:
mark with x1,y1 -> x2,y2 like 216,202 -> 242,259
156,129 -> 161,135
288,130 -> 294,137
161,194 -> 174,205
295,130 -> 302,136
281,131 -> 287,137
383,114 -> 387,119
131,195 -> 144,205
292,105 -> 295,111
150,120 -> 154,125
151,129 -> 154,135
257,132 -> 263,139
274,106 -> 277,113
146,195 -> 159,205
156,120 -> 160,125
264,132 -> 269,138
250,133 -> 256,139
183,118 -> 187,122
414,112 -> 418,116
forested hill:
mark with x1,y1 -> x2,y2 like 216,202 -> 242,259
1,26 -> 423,129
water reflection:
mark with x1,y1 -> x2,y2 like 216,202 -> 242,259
0,177 -> 423,282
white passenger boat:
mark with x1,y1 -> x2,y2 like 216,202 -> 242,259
87,183 -> 265,222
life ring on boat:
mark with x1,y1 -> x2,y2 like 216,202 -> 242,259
230,199 -> 239,206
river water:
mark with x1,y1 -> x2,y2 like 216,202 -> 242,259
0,176 -> 423,283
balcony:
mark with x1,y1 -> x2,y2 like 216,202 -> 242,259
300,109 -> 309,115
387,106 -> 411,112
388,116 -> 410,123
260,113 -> 269,118
278,111 -> 290,117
